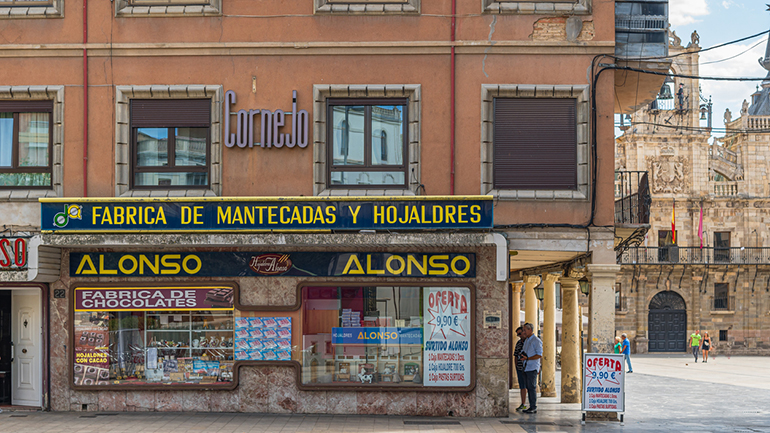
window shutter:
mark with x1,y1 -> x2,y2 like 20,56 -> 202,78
493,98 -> 577,190
131,99 -> 211,127
0,100 -> 53,112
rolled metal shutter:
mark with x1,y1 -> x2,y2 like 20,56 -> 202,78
130,99 -> 211,127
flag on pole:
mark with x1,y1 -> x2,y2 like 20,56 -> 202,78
698,203 -> 704,248
671,199 -> 676,244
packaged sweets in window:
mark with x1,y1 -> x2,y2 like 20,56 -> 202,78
277,328 -> 291,338
248,317 -> 264,328
248,350 -> 264,361
248,339 -> 264,350
262,318 -> 277,328
236,339 -> 250,349
235,318 -> 249,328
262,350 -> 277,360
261,338 -> 277,350
263,328 -> 278,339
235,350 -> 249,360
276,317 -> 291,328
276,338 -> 291,349
236,329 -> 250,339
249,329 -> 264,339
276,349 -> 291,360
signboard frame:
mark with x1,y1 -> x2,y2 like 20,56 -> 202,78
581,352 -> 626,424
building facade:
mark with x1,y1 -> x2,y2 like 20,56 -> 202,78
0,0 -> 639,414
615,35 -> 770,355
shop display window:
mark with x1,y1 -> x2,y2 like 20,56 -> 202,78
72,286 -> 235,387
301,285 -> 472,388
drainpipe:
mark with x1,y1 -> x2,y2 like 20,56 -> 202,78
82,0 -> 88,197
449,0 -> 456,195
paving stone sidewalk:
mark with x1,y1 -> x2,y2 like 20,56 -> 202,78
2,355 -> 769,432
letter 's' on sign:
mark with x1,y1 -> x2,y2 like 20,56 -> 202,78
224,90 -> 309,149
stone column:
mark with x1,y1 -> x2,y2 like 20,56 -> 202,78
560,277 -> 581,403
587,264 -> 621,353
524,275 -> 541,334
635,275 -> 648,353
511,281 -> 523,390
540,273 -> 559,397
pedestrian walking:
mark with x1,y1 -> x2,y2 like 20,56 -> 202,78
614,336 -> 622,354
519,322 -> 542,414
513,326 -> 528,411
621,333 -> 633,373
689,330 -> 702,362
701,332 -> 712,363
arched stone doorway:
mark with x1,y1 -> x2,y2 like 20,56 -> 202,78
648,291 -> 687,352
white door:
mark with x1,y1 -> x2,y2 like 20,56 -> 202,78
11,291 -> 41,407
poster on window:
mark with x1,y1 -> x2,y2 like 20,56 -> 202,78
73,315 -> 110,386
422,287 -> 471,387
234,316 -> 292,361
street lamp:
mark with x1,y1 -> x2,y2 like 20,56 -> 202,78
534,285 -> 545,301
579,278 -> 590,295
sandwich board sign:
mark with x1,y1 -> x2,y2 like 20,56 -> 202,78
581,353 -> 626,424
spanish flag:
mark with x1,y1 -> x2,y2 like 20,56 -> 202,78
671,199 -> 676,244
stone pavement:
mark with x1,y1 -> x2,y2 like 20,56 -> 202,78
2,355 -> 769,432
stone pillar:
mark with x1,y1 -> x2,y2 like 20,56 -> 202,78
524,275 -> 541,334
560,277 -> 581,403
540,273 -> 559,397
635,276 -> 648,354
511,281 -> 523,390
587,264 -> 621,353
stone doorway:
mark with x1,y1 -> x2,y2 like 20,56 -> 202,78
647,291 -> 687,352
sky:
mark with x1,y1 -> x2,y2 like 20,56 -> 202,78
618,0 -> 770,139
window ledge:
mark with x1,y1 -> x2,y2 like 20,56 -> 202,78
615,309 -> 628,316
0,189 -> 58,201
487,189 -> 587,201
314,0 -> 419,14
119,189 -> 218,198
317,189 -> 415,197
0,1 -> 63,19
483,1 -> 590,15
711,310 -> 735,315
115,0 -> 221,17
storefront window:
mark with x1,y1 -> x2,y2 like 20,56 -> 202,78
73,286 -> 235,387
301,285 -> 471,388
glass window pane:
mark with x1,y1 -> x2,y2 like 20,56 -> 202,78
331,106 -> 365,166
136,128 -> 169,167
135,171 -> 208,187
0,113 -> 13,168
330,171 -> 405,186
18,113 -> 49,167
175,128 -> 208,166
0,172 -> 51,187
371,105 -> 403,165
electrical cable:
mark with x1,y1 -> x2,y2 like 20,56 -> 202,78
701,38 -> 767,65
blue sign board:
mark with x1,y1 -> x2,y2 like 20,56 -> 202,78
40,196 -> 493,233
331,327 -> 423,346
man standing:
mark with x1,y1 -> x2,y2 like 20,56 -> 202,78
513,326 -> 528,411
621,333 -> 633,373
689,330 -> 702,362
519,323 -> 542,414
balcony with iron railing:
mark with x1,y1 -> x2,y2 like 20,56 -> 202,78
615,171 -> 651,225
619,246 -> 770,265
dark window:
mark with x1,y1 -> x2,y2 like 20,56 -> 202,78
327,99 -> 407,188
615,283 -> 622,311
719,330 -> 728,341
130,99 -> 210,189
714,232 -> 731,262
493,98 -> 577,190
658,230 -> 678,262
0,100 -> 52,189
714,283 -> 729,310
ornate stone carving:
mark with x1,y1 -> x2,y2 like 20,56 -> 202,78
648,155 -> 689,194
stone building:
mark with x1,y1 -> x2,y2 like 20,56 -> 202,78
614,32 -> 770,355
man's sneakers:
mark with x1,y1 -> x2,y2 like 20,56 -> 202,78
627,370 -> 633,373
515,404 -> 527,411
523,408 -> 537,414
